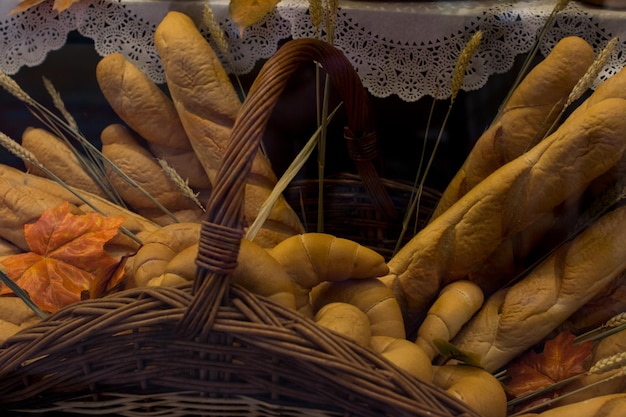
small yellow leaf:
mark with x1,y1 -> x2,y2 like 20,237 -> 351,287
229,0 -> 281,38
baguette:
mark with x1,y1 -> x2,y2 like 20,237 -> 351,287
382,98 -> 626,332
96,52 -> 211,190
154,11 -> 305,247
431,36 -> 594,219
451,203 -> 626,372
450,60 -> 626,295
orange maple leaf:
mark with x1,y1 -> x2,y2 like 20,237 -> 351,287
0,202 -> 126,313
10,0 -> 85,15
506,330 -> 593,400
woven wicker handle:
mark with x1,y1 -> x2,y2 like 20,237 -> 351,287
178,38 -> 392,338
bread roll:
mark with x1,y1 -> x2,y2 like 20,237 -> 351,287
314,302 -> 372,347
100,123 -> 204,225
369,335 -> 433,382
268,233 -> 389,317
431,364 -> 507,417
382,98 -> 626,333
311,278 -> 405,339
451,203 -> 626,372
96,52 -> 211,190
415,280 -> 483,360
21,127 -> 108,198
431,36 -> 595,219
154,11 -> 305,247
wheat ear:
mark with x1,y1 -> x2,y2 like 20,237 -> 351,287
451,31 -> 483,103
589,352 -> 626,375
42,76 -> 78,133
158,159 -> 205,212
309,0 -> 323,39
203,3 -> 245,99
0,70 -> 35,105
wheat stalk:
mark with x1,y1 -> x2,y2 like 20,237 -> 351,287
324,0 -> 340,44
158,159 -> 205,212
247,103 -> 342,240
43,76 -> 78,133
0,70 -> 35,105
524,26 -> 617,150
394,31 -> 483,255
202,3 -> 246,99
0,268 -> 47,319
494,0 -> 572,123
566,37 -> 617,109
309,0 -> 323,38
203,4 -> 229,57
451,31 -> 483,103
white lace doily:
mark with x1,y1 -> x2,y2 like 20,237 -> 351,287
1,0 -> 625,102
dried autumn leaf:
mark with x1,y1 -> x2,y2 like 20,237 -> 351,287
10,0 -> 85,15
506,330 -> 593,399
0,202 -> 126,313
229,0 -> 281,37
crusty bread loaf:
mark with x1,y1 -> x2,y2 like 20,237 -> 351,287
382,98 -> 626,333
469,64 -> 626,293
154,11 -> 305,247
431,36 -> 594,219
451,203 -> 626,372
96,52 -> 211,190
21,127 -> 108,198
566,269 -> 626,331
100,123 -> 205,225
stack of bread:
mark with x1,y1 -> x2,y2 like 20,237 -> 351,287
1,9 -> 626,417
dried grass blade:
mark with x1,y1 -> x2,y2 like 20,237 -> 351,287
0,268 -> 47,319
246,103 -> 341,241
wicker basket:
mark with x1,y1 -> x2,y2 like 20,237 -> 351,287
284,173 -> 440,260
0,39 -> 475,417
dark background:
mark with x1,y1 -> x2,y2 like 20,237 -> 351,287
0,31 -> 538,193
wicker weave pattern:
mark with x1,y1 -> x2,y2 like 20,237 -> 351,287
0,283 -> 477,416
